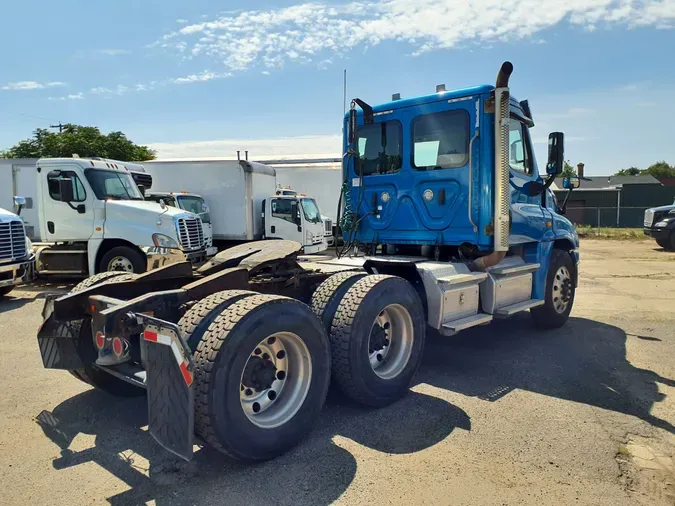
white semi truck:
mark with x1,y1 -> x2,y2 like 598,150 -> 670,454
145,191 -> 218,257
143,158 -> 328,254
0,197 -> 35,297
0,157 -> 206,276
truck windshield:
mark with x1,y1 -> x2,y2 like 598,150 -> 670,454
177,195 -> 211,224
300,198 -> 322,224
85,169 -> 143,200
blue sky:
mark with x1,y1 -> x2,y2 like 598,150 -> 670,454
1,0 -> 674,175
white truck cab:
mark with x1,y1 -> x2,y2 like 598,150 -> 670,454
264,195 -> 327,254
0,199 -> 35,296
274,185 -> 333,248
145,191 -> 217,257
33,157 -> 206,275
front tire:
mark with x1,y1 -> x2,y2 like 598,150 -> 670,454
0,286 -> 14,298
530,248 -> 576,329
193,294 -> 331,462
99,246 -> 147,274
656,238 -> 669,249
329,275 -> 426,407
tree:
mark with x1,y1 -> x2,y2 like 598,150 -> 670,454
615,166 -> 641,176
642,161 -> 675,178
1,124 -> 156,161
561,160 -> 576,178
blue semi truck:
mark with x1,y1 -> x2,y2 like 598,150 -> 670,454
36,62 -> 580,463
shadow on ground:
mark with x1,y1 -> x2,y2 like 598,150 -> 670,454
419,315 -> 675,433
36,315 -> 674,505
37,385 -> 468,505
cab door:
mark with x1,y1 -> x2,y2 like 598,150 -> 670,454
39,164 -> 96,242
507,118 -> 550,244
268,198 -> 303,243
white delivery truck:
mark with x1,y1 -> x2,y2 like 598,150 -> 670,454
143,158 -> 328,254
266,158 -> 342,240
0,197 -> 35,297
145,191 -> 217,257
0,157 -> 206,276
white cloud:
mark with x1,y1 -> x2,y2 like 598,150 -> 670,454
153,0 -> 675,73
148,134 -> 341,159
49,92 -> 84,101
98,49 -> 131,56
176,18 -> 189,24
2,80 -> 65,90
171,70 -> 232,83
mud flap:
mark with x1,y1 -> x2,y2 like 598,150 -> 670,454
139,316 -> 195,461
37,296 -> 95,370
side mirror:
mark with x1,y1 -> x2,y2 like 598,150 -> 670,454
13,196 -> 26,216
202,204 -> 210,213
137,184 -> 146,197
546,132 -> 565,175
59,178 -> 75,203
563,176 -> 580,189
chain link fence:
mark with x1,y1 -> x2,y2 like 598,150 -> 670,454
565,206 -> 649,228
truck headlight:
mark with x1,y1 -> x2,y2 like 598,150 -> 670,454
152,233 -> 179,248
654,220 -> 670,228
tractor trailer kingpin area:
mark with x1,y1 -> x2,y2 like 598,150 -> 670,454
36,62 -> 580,462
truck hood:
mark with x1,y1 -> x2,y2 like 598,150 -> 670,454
0,207 -> 20,221
648,204 -> 675,213
105,199 -> 193,220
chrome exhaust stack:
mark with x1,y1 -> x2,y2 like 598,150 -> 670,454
493,61 -> 513,253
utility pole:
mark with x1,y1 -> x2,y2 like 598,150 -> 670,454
49,122 -> 64,133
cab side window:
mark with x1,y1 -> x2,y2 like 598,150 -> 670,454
271,198 -> 297,224
47,171 -> 87,202
508,119 -> 534,176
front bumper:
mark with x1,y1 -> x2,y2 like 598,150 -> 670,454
0,254 -> 36,288
143,247 -> 207,271
644,227 -> 671,240
304,241 -> 328,255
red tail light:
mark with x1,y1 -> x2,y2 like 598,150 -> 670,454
95,332 -> 105,350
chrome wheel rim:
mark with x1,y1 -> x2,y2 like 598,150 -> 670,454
239,332 -> 312,429
108,256 -> 134,272
368,304 -> 414,380
552,265 -> 573,313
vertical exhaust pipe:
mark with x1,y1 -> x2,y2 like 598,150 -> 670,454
473,61 -> 513,271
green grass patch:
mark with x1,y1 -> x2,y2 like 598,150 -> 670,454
576,225 -> 646,240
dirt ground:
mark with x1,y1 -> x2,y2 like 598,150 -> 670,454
0,239 -> 674,505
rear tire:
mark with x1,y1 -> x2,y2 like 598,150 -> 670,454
194,295 -> 331,462
311,271 -> 367,332
99,246 -> 146,274
178,290 -> 257,351
67,271 -> 144,396
330,275 -> 426,407
530,249 -> 576,329
656,237 -> 668,249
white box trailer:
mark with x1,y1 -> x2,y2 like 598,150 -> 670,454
143,159 -> 276,241
0,158 -> 40,239
266,158 -> 342,224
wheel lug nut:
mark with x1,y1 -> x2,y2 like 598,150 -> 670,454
268,390 -> 277,401
277,371 -> 286,380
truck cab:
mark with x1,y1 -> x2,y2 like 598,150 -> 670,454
263,195 -> 327,254
145,191 -> 217,257
0,198 -> 35,297
34,157 -> 207,275
644,202 -> 675,250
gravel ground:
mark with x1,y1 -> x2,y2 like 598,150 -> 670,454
0,239 -> 673,505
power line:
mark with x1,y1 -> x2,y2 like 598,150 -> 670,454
0,108 -> 57,123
